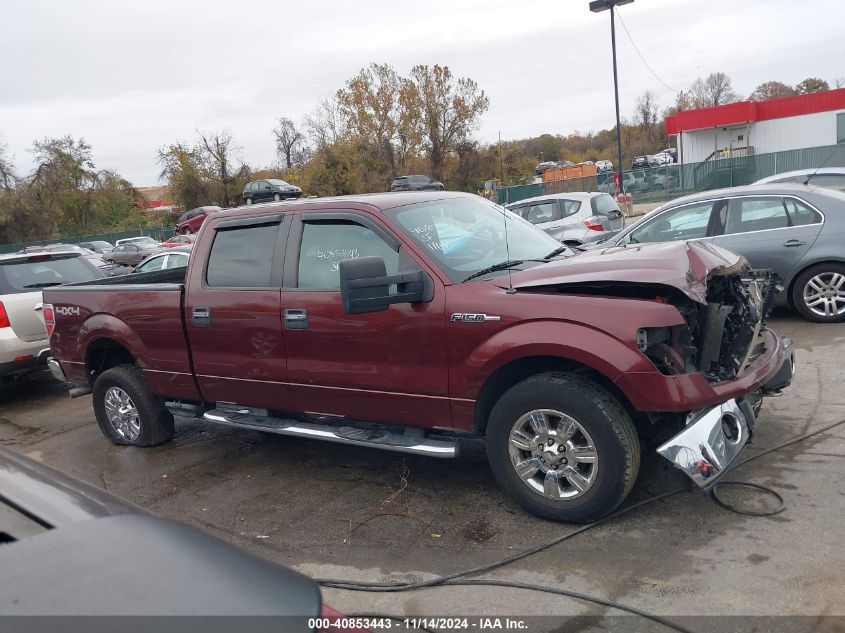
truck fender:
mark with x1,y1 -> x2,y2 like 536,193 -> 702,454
78,313 -> 146,372
458,320 -> 655,401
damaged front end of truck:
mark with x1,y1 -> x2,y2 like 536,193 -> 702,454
508,241 -> 795,489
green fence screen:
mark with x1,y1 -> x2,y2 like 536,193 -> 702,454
496,143 -> 845,206
0,225 -> 176,255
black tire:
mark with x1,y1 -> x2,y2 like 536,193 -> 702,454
486,372 -> 640,523
791,262 -> 845,323
273,193 -> 281,201
245,197 -> 253,205
93,365 -> 174,447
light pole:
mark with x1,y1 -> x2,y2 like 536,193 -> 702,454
590,0 -> 633,195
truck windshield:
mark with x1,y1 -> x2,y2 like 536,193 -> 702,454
387,197 -> 562,283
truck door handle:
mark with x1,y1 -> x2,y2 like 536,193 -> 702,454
192,307 -> 212,326
783,239 -> 805,247
284,308 -> 308,330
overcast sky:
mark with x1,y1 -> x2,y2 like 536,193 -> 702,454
1,0 -> 843,185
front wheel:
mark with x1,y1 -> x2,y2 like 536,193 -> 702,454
792,263 -> 845,322
93,365 -> 174,447
245,197 -> 253,205
486,373 -> 640,523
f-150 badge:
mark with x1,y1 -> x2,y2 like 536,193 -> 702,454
450,313 -> 501,322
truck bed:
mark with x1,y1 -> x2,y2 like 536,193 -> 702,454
64,267 -> 187,288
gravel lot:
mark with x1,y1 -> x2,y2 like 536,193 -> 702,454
2,309 -> 844,629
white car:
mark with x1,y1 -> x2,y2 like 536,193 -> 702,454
754,167 -> 845,193
114,236 -> 161,248
654,152 -> 673,166
0,252 -> 104,380
595,160 -> 614,173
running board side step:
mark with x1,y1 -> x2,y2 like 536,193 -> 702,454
202,408 -> 458,458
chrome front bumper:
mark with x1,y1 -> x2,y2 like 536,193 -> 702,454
657,399 -> 752,490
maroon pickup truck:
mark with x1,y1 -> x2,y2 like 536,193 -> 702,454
43,192 -> 794,522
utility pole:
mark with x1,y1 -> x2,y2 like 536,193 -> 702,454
589,0 -> 633,195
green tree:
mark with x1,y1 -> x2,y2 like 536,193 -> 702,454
795,78 -> 829,95
157,143 -> 210,211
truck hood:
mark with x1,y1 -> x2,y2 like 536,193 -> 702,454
499,241 -> 747,304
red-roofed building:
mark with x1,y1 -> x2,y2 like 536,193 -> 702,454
665,88 -> 845,164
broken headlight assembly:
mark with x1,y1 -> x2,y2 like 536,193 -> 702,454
636,324 -> 696,376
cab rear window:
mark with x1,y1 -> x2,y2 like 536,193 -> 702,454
0,256 -> 100,294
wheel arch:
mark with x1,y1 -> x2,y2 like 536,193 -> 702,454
785,256 -> 845,308
86,337 -> 136,383
472,354 -> 639,434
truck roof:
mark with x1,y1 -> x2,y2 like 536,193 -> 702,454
229,190 -> 473,216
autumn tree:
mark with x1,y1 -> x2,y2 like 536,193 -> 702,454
750,81 -> 796,101
634,91 -> 659,128
795,78 -> 829,95
196,130 -> 249,206
158,143 -> 210,211
273,117 -> 307,169
406,64 -> 490,182
336,63 -> 418,180
689,72 -> 740,107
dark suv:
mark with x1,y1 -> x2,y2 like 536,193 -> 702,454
243,179 -> 303,205
631,155 -> 659,169
389,175 -> 444,191
176,206 -> 223,234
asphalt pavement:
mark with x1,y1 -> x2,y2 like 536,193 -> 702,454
1,309 -> 844,629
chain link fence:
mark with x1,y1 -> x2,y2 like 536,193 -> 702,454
496,143 -> 845,207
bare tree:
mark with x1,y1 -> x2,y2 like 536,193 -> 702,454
196,130 -> 248,206
835,77 -> 845,89
689,72 -> 740,108
305,95 -> 347,150
273,117 -> 306,169
0,141 -> 16,190
634,91 -> 658,128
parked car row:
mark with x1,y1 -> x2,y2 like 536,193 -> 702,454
505,192 -> 624,246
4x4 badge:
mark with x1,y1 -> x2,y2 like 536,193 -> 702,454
450,313 -> 502,323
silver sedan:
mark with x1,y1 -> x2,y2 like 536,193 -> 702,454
588,183 -> 845,322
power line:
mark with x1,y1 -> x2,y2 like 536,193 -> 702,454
615,7 -> 680,94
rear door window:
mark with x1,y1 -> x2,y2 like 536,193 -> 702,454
724,197 -> 789,234
0,256 -> 99,293
783,197 -> 823,226
136,255 -> 166,273
206,223 -> 280,287
522,201 -> 561,224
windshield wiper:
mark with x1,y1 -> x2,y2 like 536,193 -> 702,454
543,245 -> 569,259
462,260 -> 524,283
23,282 -> 63,288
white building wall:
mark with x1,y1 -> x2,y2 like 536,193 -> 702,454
679,109 -> 845,164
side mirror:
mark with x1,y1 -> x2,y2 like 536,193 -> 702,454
339,256 -> 429,314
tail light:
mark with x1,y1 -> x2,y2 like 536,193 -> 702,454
583,216 -> 604,231
42,303 -> 55,337
0,302 -> 9,328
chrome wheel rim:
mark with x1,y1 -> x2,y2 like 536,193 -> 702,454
508,409 -> 598,500
803,272 -> 845,317
104,386 -> 141,441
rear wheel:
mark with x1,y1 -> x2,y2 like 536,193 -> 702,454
486,372 -> 640,523
792,263 -> 845,323
93,365 -> 174,447
273,193 -> 282,201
